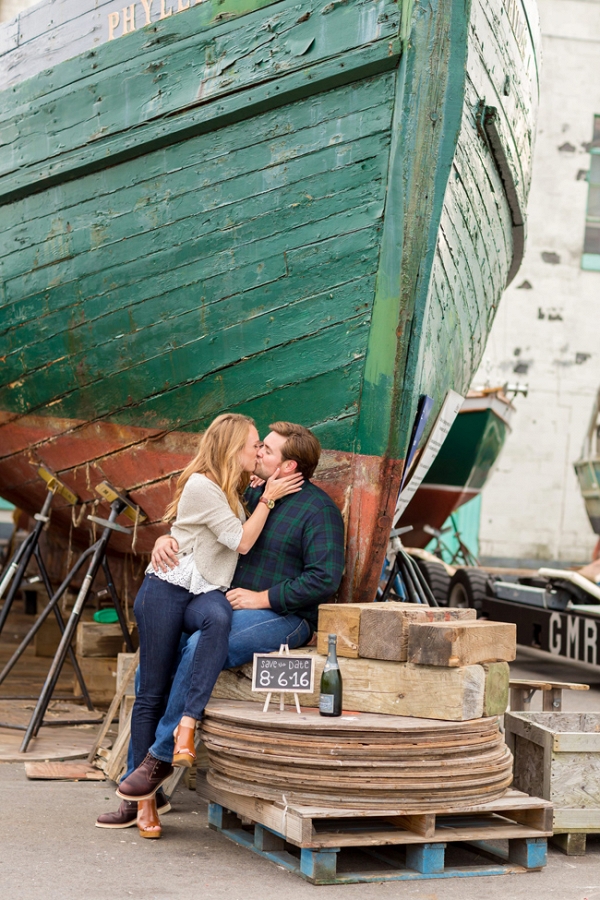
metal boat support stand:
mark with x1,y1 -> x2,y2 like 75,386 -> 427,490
0,466 -> 78,635
18,482 -> 145,752
0,468 -> 95,708
379,528 -> 439,606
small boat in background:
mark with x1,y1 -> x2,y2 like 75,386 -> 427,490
399,388 -> 518,548
574,389 -> 600,537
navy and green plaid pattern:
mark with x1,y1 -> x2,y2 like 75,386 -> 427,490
233,481 -> 345,629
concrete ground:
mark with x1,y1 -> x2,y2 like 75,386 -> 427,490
2,649 -> 600,900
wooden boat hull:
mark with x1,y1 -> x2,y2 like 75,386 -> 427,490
0,0 -> 540,601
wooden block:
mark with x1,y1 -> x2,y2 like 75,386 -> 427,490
116,653 -> 137,695
407,620 -> 516,667
317,604 -> 375,658
254,825 -> 286,851
318,603 -> 477,661
551,832 -> 587,856
507,836 -> 547,869
119,695 -> 135,733
300,847 -> 340,883
33,615 -> 63,657
116,652 -> 137,730
482,662 -> 510,717
405,842 -> 445,874
75,621 -> 130,658
73,656 -> 118,704
358,604 -> 477,662
24,761 -> 105,781
208,802 -> 240,831
212,648 -> 486,721
385,813 -> 435,838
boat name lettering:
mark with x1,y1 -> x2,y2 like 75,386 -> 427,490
549,611 -> 598,665
107,0 -> 204,42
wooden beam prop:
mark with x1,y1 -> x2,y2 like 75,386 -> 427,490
212,648 -> 509,720
316,603 -> 476,661
407,621 -> 517,667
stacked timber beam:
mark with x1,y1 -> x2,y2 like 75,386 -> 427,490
213,603 -> 516,721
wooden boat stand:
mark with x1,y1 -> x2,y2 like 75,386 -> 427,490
202,779 -> 552,884
0,467 -> 96,710
11,482 -> 144,752
379,528 -> 439,606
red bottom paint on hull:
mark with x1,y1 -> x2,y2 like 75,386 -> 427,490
398,484 -> 479,548
0,413 -> 402,605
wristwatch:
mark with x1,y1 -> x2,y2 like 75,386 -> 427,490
259,497 -> 275,510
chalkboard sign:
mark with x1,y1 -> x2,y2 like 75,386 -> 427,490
252,654 -> 315,694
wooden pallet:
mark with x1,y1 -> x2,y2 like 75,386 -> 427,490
200,779 -> 553,884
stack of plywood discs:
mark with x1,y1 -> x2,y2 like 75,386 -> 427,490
203,703 -> 513,810
207,601 -> 517,811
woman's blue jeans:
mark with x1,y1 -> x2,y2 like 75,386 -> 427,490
125,608 -> 311,772
130,573 -> 232,769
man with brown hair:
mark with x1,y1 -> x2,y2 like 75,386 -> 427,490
97,421 -> 345,828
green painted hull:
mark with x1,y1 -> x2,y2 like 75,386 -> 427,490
0,0 -> 540,600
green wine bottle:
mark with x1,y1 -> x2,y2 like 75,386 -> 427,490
319,634 -> 343,716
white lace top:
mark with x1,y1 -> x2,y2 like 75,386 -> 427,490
147,528 -> 241,595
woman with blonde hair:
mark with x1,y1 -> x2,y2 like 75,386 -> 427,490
116,413 -> 302,837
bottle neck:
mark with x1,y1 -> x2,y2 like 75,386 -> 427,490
325,637 -> 338,667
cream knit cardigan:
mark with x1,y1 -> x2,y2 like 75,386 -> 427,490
170,473 -> 245,588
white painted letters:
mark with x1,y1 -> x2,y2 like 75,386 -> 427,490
584,618 -> 597,665
566,615 -> 580,660
122,4 -> 136,34
107,0 -> 196,40
549,612 -> 562,655
140,0 -> 154,25
108,11 -> 120,40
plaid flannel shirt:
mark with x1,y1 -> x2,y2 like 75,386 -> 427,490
232,480 -> 345,629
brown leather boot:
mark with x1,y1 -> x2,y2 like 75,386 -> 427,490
95,791 -> 172,829
137,797 -> 161,839
116,754 -> 174,802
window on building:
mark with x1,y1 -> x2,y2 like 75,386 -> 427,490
582,115 -> 600,271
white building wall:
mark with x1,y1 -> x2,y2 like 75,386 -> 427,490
477,0 -> 600,565
0,0 -> 37,23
